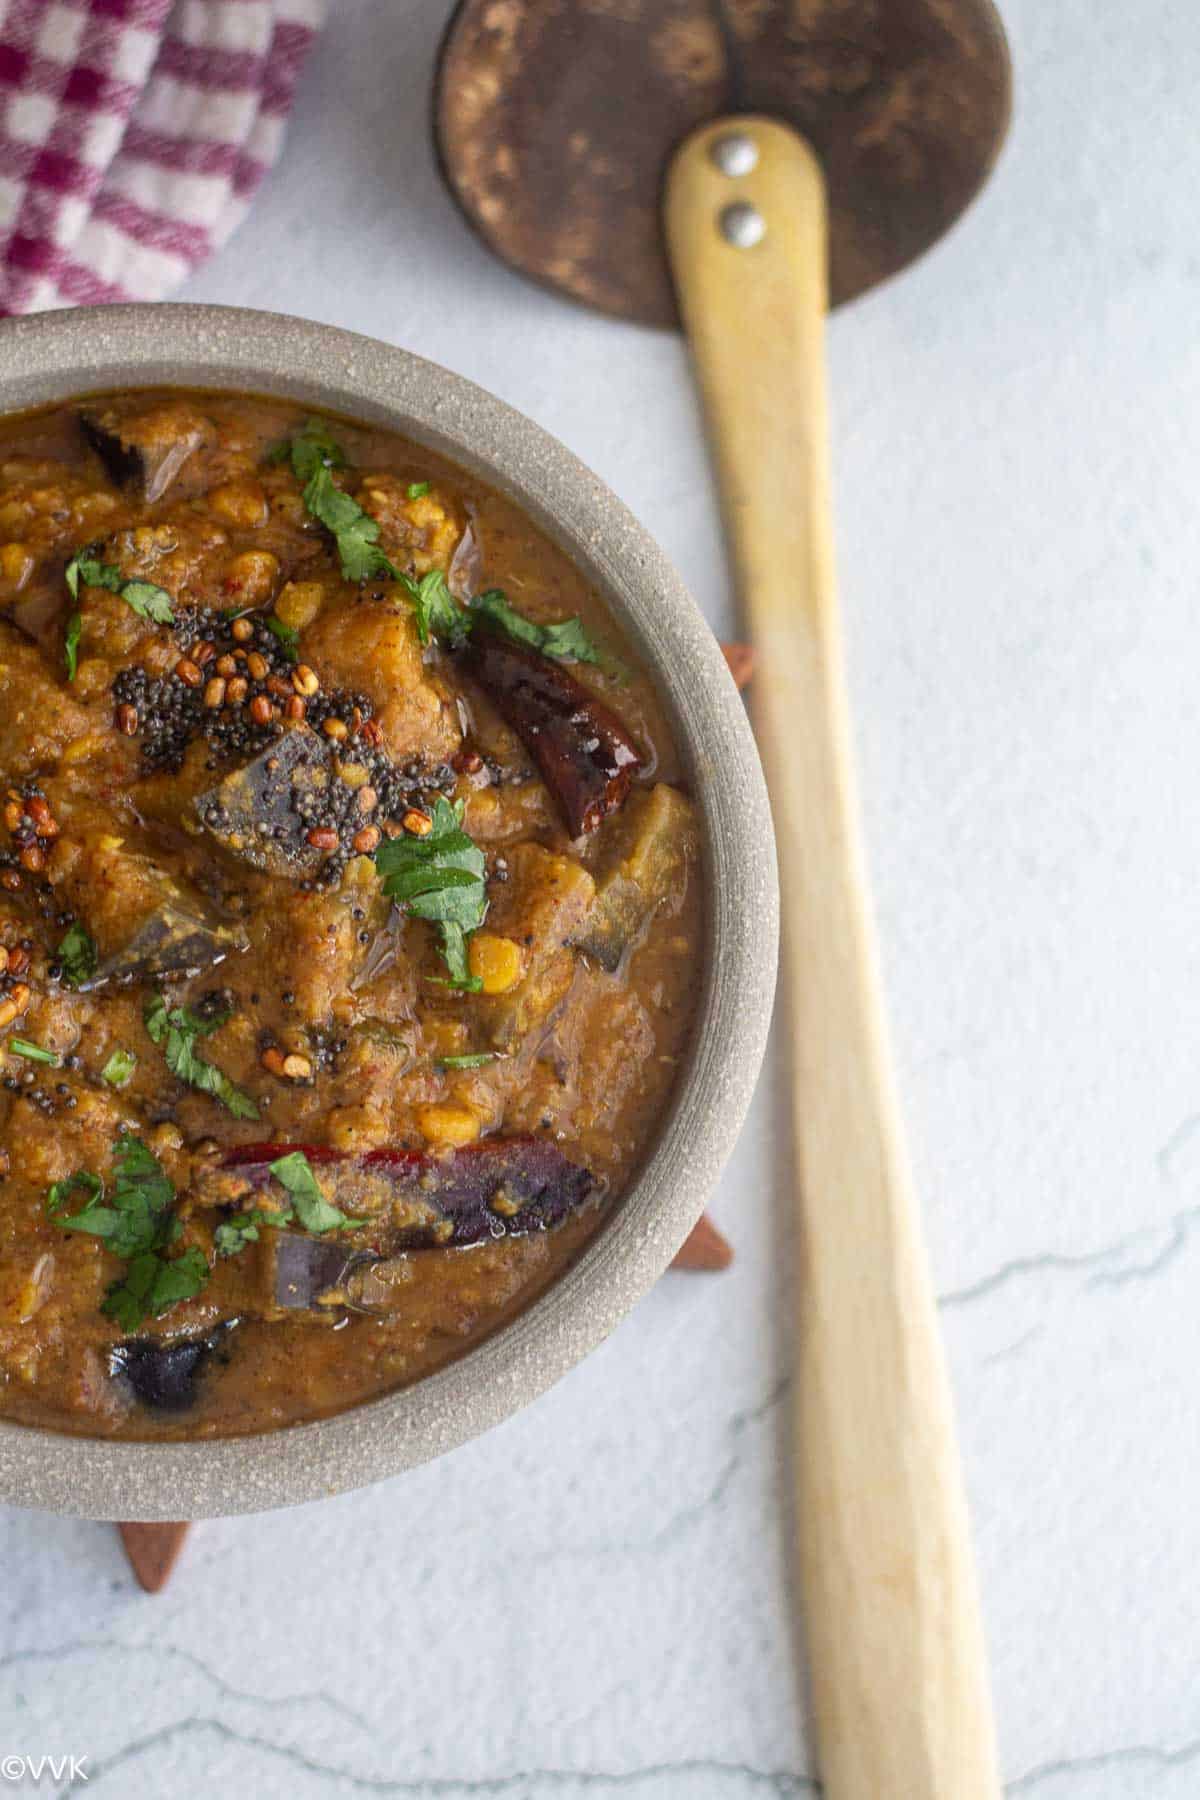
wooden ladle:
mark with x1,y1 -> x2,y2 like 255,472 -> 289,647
437,6 -> 1012,1796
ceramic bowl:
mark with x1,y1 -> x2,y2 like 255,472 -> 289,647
0,304 -> 777,1518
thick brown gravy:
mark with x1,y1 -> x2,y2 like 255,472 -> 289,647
0,391 -> 702,1439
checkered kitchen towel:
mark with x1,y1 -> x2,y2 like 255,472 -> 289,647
0,0 -> 325,313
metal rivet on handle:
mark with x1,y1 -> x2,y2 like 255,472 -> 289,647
710,133 -> 759,178
719,201 -> 766,249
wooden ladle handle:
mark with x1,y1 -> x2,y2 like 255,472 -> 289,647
664,118 -> 1000,1798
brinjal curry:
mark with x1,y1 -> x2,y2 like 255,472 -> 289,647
0,393 -> 702,1438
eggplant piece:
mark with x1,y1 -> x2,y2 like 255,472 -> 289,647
79,403 -> 215,504
270,1236 -> 374,1316
574,783 -> 699,971
217,1137 -> 599,1255
462,629 -> 641,837
480,843 -> 595,1053
194,725 -> 332,878
110,1328 -> 230,1412
205,1140 -> 600,1321
82,884 -> 247,989
50,826 -> 248,990
265,1238 -> 417,1319
9,581 -> 66,653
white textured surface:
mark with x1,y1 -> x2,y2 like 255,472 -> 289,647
1,0 -> 1195,1792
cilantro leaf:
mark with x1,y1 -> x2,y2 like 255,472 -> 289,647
101,1138 -> 175,1259
64,610 -> 82,681
375,797 -> 488,990
121,581 -> 177,623
268,1150 -> 366,1234
276,420 -> 399,585
65,552 -> 174,625
9,1038 -> 58,1065
287,418 -> 348,484
102,1246 -> 208,1332
143,1246 -> 209,1311
405,578 -> 623,676
46,1138 -> 209,1328
64,553 -> 108,602
436,924 -> 477,990
56,922 -> 97,989
265,615 -> 300,663
143,994 -> 260,1121
47,1169 -> 103,1212
49,1138 -> 172,1259
469,588 -> 602,665
111,1134 -> 173,1188
144,993 -> 227,1041
101,1048 -> 137,1088
101,1252 -> 160,1333
274,425 -> 613,686
303,462 -> 400,584
46,1170 -> 112,1237
401,568 -> 469,648
213,1210 -> 282,1257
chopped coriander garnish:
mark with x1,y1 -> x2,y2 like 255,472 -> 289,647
143,993 -> 260,1121
376,796 -> 487,990
55,922 -> 97,989
437,1052 -> 496,1070
8,1039 -> 58,1066
214,1209 -> 279,1257
63,609 -> 83,681
271,424 -> 615,678
265,615 -> 300,662
64,551 -> 175,625
101,1048 -> 137,1088
46,1137 -> 208,1329
104,1246 -> 208,1334
274,422 -> 610,676
120,580 -> 177,623
304,461 -> 400,584
278,420 -> 400,585
46,1169 -> 106,1227
286,417 -> 348,482
469,588 -> 602,666
404,577 -> 619,673
401,568 -> 469,648
48,1136 -> 172,1256
214,1159 -> 364,1255
268,1150 -> 367,1234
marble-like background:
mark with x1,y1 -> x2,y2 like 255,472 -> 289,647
4,0 -> 1199,1792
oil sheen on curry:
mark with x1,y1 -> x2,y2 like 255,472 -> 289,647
0,392 -> 702,1439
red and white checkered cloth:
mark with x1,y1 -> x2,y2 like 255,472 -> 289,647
0,0 -> 325,313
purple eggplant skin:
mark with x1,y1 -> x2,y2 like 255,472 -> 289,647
109,1328 -> 232,1412
222,1137 -> 600,1251
194,724 -> 331,878
462,628 -> 642,837
268,1240 -> 390,1316
79,403 -> 214,504
79,412 -> 143,491
81,891 -> 248,989
271,1238 -> 369,1314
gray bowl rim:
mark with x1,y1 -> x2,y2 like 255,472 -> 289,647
0,302 -> 778,1518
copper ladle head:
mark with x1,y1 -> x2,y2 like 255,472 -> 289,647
435,0 -> 1012,326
